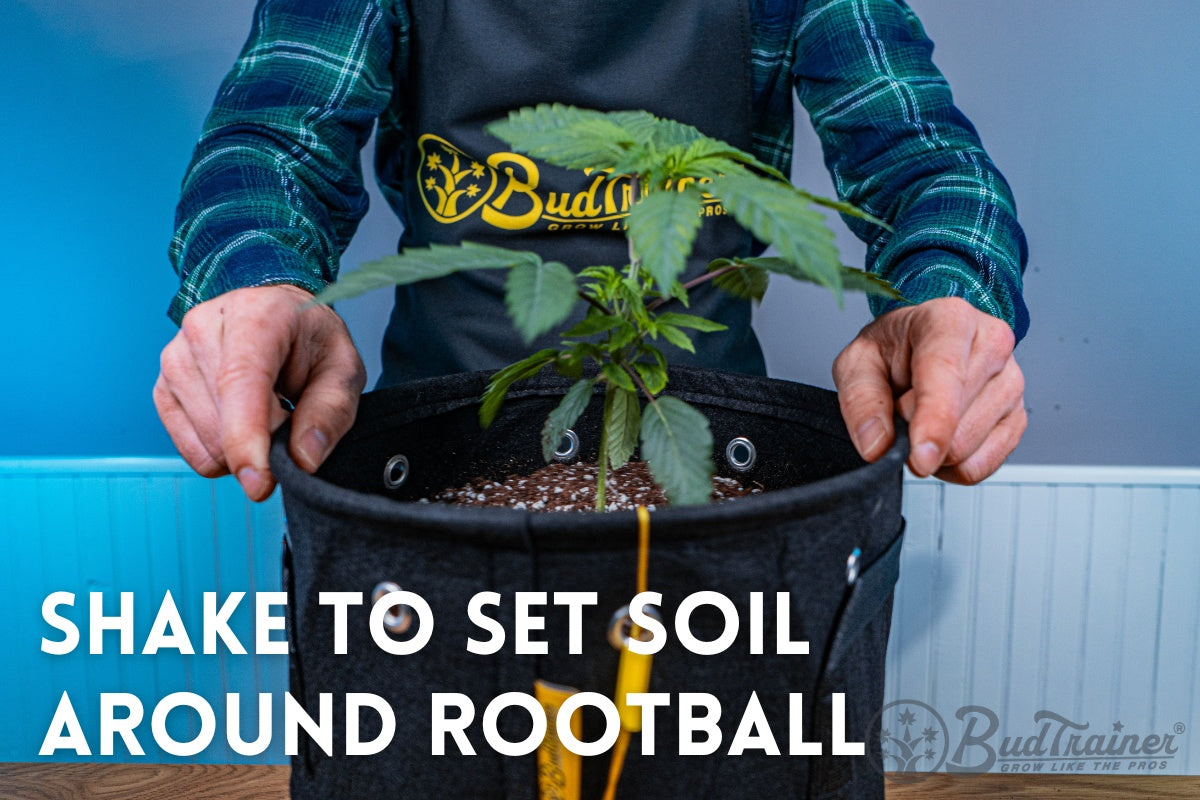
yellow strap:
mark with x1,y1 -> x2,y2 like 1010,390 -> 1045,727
600,730 -> 632,800
601,505 -> 653,800
536,680 -> 584,800
635,505 -> 650,596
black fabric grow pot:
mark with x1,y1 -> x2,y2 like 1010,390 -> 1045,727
270,367 -> 908,800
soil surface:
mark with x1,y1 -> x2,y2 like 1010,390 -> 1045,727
421,460 -> 762,512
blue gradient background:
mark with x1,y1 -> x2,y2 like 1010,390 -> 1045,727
2,0 -> 1198,464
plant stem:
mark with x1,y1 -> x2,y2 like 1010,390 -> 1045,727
595,381 -> 617,511
646,263 -> 744,312
578,290 -> 612,316
625,177 -> 641,280
623,362 -> 659,405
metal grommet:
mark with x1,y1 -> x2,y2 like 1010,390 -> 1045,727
607,604 -> 662,650
845,547 -> 862,586
725,437 -> 757,472
554,429 -> 580,462
383,454 -> 409,490
372,581 -> 411,633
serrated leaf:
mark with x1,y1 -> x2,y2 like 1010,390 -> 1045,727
505,261 -> 578,343
711,257 -> 903,301
654,312 -> 728,333
608,147 -> 662,178
601,363 -> 636,392
480,348 -> 559,427
606,388 -> 641,470
668,279 -> 691,306
617,279 -> 651,328
562,309 -> 626,339
609,322 -> 639,351
555,342 -> 602,379
602,110 -> 662,145
541,378 -> 597,462
554,348 -> 585,379
674,138 -> 788,182
486,104 -> 638,171
626,186 -> 705,293
656,324 -> 696,353
640,396 -> 714,506
707,259 -> 771,302
839,266 -> 908,301
317,242 -> 540,305
648,117 -> 708,150
793,188 -> 891,230
706,173 -> 843,301
580,265 -> 620,281
634,357 -> 668,395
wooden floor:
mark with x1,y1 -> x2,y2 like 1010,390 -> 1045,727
2,763 -> 1198,799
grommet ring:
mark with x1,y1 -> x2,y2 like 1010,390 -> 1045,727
372,581 -> 411,633
725,437 -> 757,472
554,429 -> 580,462
383,454 -> 409,490
845,547 -> 862,586
607,604 -> 662,650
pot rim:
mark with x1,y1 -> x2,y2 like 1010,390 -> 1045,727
269,368 -> 909,550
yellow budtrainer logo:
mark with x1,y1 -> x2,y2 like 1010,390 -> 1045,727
417,133 -> 725,233
417,135 -> 499,223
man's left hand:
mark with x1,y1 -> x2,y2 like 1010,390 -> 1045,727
832,297 -> 1026,485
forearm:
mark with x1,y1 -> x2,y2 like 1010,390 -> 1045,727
793,0 -> 1029,340
168,0 -> 402,324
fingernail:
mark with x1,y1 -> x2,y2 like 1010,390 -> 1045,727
296,427 -> 330,471
237,466 -> 269,498
912,441 -> 942,476
855,417 -> 887,458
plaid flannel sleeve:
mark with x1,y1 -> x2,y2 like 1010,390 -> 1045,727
166,0 -> 406,324
793,0 -> 1029,340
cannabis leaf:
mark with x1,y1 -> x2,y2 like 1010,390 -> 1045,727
707,257 -> 905,302
706,173 -> 843,298
653,312 -> 728,333
706,259 -> 771,302
541,378 -> 597,462
505,261 -> 577,342
480,348 -> 560,427
486,104 -> 638,172
316,242 -> 540,305
673,138 -> 788,182
640,396 -> 714,506
605,387 -> 641,470
626,186 -> 705,293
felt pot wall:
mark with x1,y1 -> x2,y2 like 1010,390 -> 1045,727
269,367 -> 908,800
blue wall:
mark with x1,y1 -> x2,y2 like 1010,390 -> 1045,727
1,2 -> 245,457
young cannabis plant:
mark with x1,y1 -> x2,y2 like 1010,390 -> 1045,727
317,104 -> 903,510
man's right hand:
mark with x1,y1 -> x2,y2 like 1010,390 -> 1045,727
153,284 -> 367,501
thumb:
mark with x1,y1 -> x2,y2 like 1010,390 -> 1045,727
832,336 -> 895,462
288,330 -> 365,473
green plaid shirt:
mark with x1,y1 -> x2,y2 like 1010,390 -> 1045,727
169,0 -> 1028,341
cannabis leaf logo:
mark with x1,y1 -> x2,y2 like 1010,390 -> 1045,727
416,134 -> 497,222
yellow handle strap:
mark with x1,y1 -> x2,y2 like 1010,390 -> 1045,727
601,505 -> 652,800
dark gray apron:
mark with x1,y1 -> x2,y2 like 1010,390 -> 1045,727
379,0 -> 767,385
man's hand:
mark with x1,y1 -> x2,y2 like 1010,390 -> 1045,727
832,297 -> 1026,485
153,285 -> 366,501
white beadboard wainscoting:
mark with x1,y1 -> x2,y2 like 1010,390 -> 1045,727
887,467 -> 1199,776
1,460 -> 1197,772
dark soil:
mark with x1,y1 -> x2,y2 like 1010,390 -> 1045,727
421,460 -> 762,512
